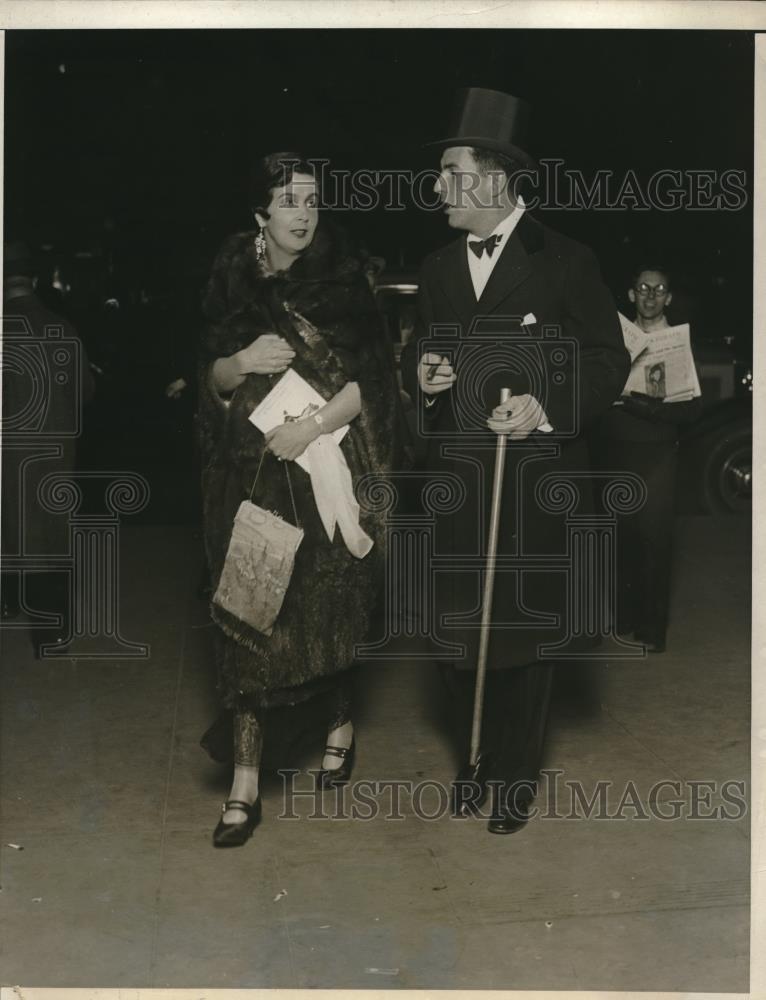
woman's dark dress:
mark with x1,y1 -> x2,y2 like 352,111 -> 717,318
197,224 -> 398,713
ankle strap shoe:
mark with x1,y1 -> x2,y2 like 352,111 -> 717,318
213,797 -> 262,848
318,740 -> 356,789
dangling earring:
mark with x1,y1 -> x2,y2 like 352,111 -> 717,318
254,227 -> 266,262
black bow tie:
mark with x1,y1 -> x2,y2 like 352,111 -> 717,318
468,234 -> 501,259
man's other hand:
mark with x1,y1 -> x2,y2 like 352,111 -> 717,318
418,353 -> 456,395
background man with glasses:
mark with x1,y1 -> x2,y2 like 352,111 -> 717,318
630,270 -> 673,333
590,264 -> 701,654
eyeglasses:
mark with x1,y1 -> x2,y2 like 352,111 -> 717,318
635,282 -> 669,297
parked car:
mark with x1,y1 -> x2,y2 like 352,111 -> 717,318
374,275 -> 752,515
679,337 -> 752,514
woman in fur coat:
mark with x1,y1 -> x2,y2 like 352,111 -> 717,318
198,153 -> 397,846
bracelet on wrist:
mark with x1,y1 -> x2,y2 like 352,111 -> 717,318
299,414 -> 323,439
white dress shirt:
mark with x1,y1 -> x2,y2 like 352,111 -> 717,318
463,198 -> 552,432
466,197 -> 526,299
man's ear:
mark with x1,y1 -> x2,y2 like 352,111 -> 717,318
627,288 -> 636,305
492,170 -> 510,203
665,291 -> 673,307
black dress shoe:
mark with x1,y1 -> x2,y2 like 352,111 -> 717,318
451,752 -> 492,817
487,799 -> 530,835
318,740 -> 355,788
213,798 -> 262,848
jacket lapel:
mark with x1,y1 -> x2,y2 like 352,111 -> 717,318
435,237 -> 479,331
476,214 -> 545,315
434,214 -> 546,325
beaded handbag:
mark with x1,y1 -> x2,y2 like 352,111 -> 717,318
212,454 -> 303,637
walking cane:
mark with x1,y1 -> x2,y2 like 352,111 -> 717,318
452,387 -> 511,816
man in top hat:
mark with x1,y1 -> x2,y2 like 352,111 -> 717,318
401,87 -> 629,834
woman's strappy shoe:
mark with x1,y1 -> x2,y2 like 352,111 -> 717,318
318,740 -> 356,789
212,798 -> 262,848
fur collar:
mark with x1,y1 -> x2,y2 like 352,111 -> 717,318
203,218 -> 367,325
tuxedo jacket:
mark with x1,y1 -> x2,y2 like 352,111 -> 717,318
400,214 -> 630,669
401,213 -> 628,435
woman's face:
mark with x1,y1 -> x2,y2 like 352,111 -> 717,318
256,172 -> 319,262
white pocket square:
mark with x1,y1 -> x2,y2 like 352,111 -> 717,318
522,312 -> 537,327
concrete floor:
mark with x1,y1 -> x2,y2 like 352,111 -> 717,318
0,515 -> 750,990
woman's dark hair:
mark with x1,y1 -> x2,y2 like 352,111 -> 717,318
248,152 -> 318,218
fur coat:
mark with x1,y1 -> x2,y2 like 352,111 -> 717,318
198,221 -> 397,708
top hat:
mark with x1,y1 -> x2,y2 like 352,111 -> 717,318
426,87 -> 535,168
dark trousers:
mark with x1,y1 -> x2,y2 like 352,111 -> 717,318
610,440 -> 678,642
440,661 -> 554,804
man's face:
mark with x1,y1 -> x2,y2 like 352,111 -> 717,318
434,146 -> 497,233
628,270 -> 672,322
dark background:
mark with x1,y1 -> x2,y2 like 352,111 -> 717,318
3,28 -> 755,519
5,30 -> 754,290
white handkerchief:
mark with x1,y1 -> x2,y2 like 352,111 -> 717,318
303,436 -> 373,559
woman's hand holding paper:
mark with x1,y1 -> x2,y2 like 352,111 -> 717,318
265,417 -> 321,461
